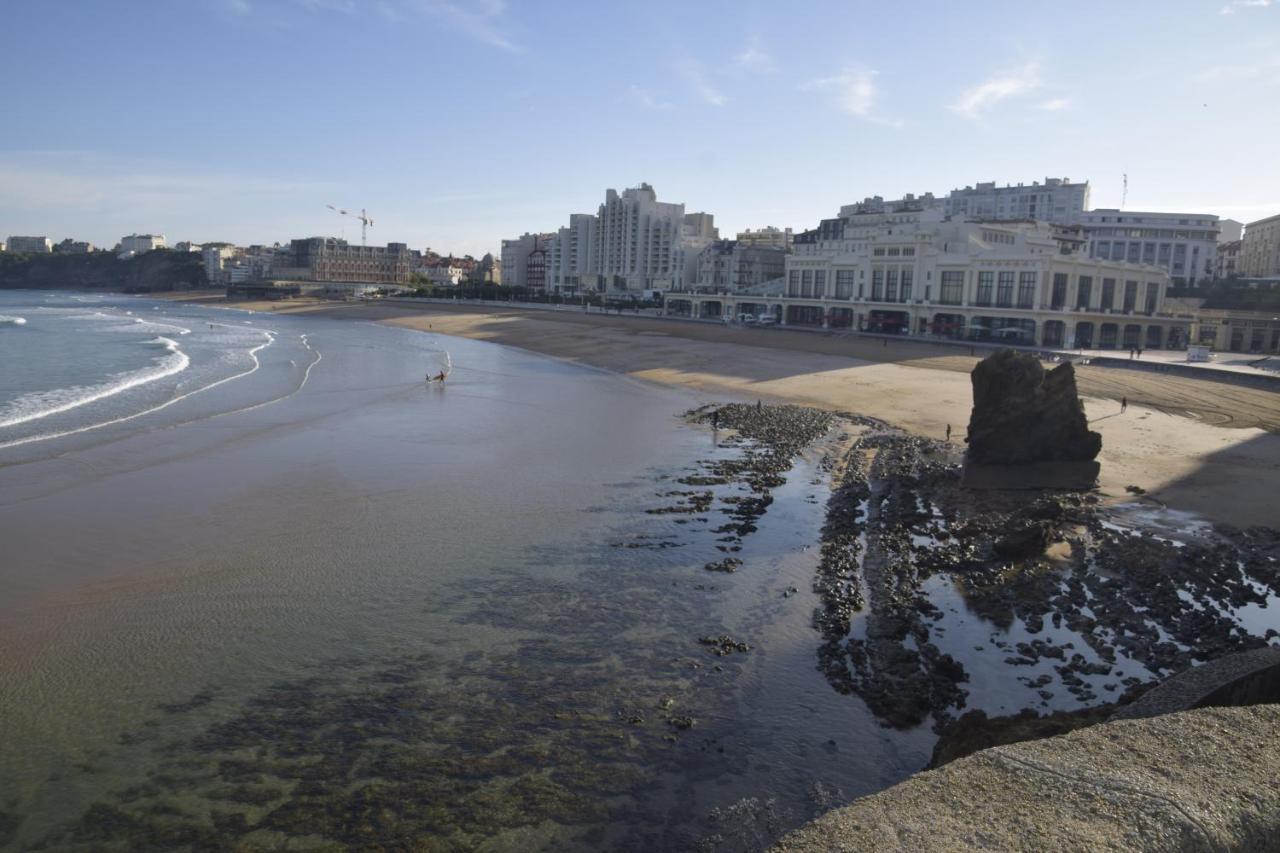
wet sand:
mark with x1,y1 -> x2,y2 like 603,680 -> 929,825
207,297 -> 1280,531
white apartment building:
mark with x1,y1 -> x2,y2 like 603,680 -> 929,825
945,178 -> 1090,225
667,210 -> 1187,351
1241,213 -> 1280,277
519,183 -> 716,296
1081,210 -> 1219,286
547,213 -> 596,293
119,233 -> 167,254
7,236 -> 52,253
1219,219 -> 1243,243
590,183 -> 689,292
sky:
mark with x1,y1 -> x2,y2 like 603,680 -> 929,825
2,0 -> 1279,256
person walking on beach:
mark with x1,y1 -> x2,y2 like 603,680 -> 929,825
711,408 -> 720,430
945,424 -> 952,442
1121,396 -> 1128,413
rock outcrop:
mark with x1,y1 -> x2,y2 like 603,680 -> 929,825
966,350 -> 1101,466
773,704 -> 1280,852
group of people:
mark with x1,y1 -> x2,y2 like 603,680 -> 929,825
1127,348 -> 1145,359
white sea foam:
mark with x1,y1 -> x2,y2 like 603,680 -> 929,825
0,336 -> 190,429
0,328 -> 275,450
0,314 -> 27,325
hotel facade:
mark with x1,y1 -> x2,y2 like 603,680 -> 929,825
666,208 -> 1192,351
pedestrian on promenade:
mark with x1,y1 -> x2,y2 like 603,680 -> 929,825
1121,396 -> 1128,413
1137,348 -> 1143,359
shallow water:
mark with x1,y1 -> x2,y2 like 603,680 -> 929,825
0,294 -> 926,850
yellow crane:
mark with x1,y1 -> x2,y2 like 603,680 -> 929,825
326,204 -> 374,246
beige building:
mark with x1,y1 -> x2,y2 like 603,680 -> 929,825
280,238 -> 411,284
667,209 -> 1189,351
1240,213 -> 1280,277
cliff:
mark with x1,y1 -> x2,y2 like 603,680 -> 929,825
0,250 -> 208,292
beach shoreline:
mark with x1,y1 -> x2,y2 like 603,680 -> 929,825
170,294 -> 1280,530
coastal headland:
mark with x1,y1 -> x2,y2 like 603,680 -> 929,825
178,294 -> 1280,530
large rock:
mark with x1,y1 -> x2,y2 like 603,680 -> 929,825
966,350 -> 1101,466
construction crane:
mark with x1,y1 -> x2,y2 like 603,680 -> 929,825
326,204 -> 374,246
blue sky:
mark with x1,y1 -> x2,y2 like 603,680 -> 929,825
2,0 -> 1278,255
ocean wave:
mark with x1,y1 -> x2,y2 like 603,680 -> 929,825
0,328 -> 275,450
0,336 -> 191,429
0,314 -> 27,326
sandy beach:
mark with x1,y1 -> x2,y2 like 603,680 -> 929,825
174,294 -> 1280,530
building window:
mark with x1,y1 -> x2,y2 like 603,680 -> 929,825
1126,243 -> 1141,264
1018,272 -> 1036,308
873,247 -> 885,257
997,271 -> 1014,307
1077,276 -> 1092,309
814,269 -> 826,299
1144,282 -> 1158,315
902,247 -> 915,257
886,268 -> 899,302
1101,278 -> 1116,310
788,269 -> 800,297
975,271 -> 993,306
835,269 -> 854,299
1051,273 -> 1068,309
900,269 -> 913,301
1123,280 -> 1138,312
872,268 -> 885,300
939,271 -> 964,305
801,269 -> 813,297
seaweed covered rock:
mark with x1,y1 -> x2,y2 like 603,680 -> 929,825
966,350 -> 1101,466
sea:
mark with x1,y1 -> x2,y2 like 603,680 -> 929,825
0,290 -> 930,851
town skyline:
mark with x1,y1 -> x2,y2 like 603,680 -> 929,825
3,0 -> 1279,254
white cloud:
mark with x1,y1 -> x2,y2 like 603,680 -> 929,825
628,84 -> 673,111
949,62 -> 1043,118
735,40 -> 775,73
412,0 -> 517,51
1221,0 -> 1272,14
800,69 -> 900,125
223,0 -> 251,14
677,60 -> 726,106
1037,97 -> 1072,111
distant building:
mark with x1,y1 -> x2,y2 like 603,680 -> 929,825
280,238 -> 411,284
54,239 -> 94,253
469,252 -> 501,284
668,208 -> 1186,351
1241,213 -> 1280,277
508,183 -> 716,296
839,193 -> 941,217
690,240 -> 787,293
1080,210 -> 1219,287
172,241 -> 202,253
119,234 -> 167,254
547,213 -> 596,293
945,177 -> 1090,225
1215,240 -> 1242,280
736,226 -> 794,251
7,236 -> 52,253
500,232 -> 555,290
1218,219 -> 1243,243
